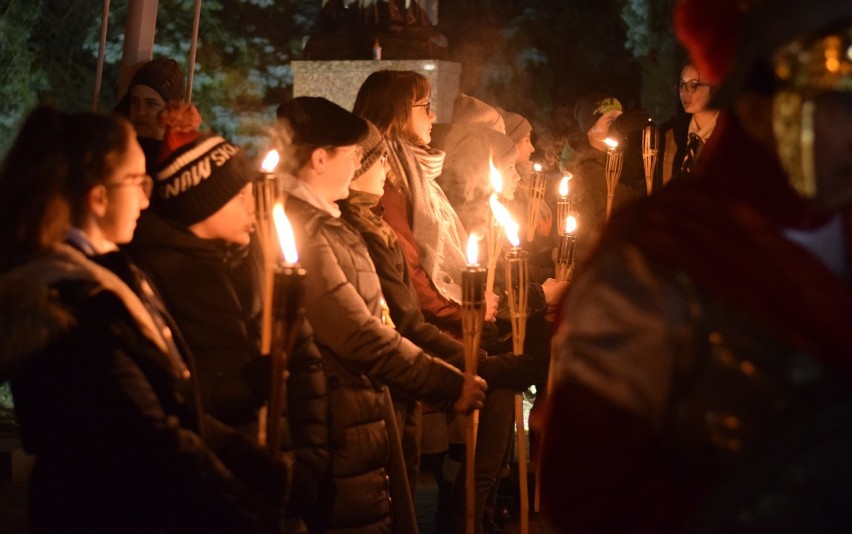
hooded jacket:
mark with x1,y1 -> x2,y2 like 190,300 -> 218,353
0,245 -> 268,532
127,211 -> 329,521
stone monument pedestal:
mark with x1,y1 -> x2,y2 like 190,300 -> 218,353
291,60 -> 461,124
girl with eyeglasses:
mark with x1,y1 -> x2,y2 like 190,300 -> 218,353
657,61 -> 720,185
0,106 -> 287,532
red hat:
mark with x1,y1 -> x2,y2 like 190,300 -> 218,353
675,0 -> 852,102
673,0 -> 751,86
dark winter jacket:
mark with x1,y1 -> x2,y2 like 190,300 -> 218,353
340,191 -> 537,392
0,245 -> 275,533
566,138 -> 643,259
284,192 -> 465,533
655,112 -> 691,188
541,115 -> 852,533
127,211 -> 329,521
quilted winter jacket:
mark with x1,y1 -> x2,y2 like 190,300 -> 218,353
284,194 -> 464,533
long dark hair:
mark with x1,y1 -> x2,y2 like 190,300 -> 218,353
352,70 -> 431,144
0,106 -> 133,269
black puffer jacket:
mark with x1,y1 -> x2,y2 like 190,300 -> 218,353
0,245 -> 276,533
128,211 -> 329,521
285,193 -> 465,533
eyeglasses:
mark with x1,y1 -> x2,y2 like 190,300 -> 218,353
412,101 -> 432,115
676,80 -> 711,94
107,173 -> 153,199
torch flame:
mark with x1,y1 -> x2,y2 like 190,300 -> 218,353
559,174 -> 572,197
272,202 -> 299,265
533,163 -> 542,172
565,215 -> 578,234
466,234 -> 479,265
604,138 -> 619,149
261,150 -> 280,173
489,194 -> 520,247
489,158 -> 504,195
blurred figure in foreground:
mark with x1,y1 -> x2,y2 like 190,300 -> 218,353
541,0 -> 852,532
0,107 -> 283,533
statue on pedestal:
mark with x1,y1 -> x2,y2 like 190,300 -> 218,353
304,0 -> 448,60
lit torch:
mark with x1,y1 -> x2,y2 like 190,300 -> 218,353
604,138 -> 623,221
556,174 -> 573,236
462,234 -> 485,534
256,149 -> 280,354
555,215 -> 577,282
257,202 -> 306,454
485,159 -> 506,294
492,206 -> 530,534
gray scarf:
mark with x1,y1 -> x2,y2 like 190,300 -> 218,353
387,137 -> 468,304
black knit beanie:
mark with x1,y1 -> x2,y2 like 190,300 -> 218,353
129,58 -> 186,103
151,103 -> 253,226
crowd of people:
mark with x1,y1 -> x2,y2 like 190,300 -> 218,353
0,0 -> 850,532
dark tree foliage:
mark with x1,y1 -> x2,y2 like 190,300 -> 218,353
0,0 -> 676,160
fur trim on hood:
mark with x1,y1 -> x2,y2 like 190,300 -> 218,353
0,244 -> 167,378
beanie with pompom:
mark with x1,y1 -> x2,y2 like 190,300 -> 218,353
152,103 -> 254,226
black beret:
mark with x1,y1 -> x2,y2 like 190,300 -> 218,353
276,96 -> 368,147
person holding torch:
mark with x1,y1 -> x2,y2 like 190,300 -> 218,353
128,103 -> 329,531
276,96 -> 487,534
541,0 -> 852,531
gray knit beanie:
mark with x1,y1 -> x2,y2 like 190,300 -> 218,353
497,108 -> 533,145
451,94 -> 506,133
354,120 -> 387,178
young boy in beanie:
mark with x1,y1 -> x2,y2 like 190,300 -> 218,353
127,103 -> 330,531
565,93 -> 648,256
541,0 -> 852,531
115,57 -> 186,176
276,96 -> 487,534
497,106 -> 555,247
